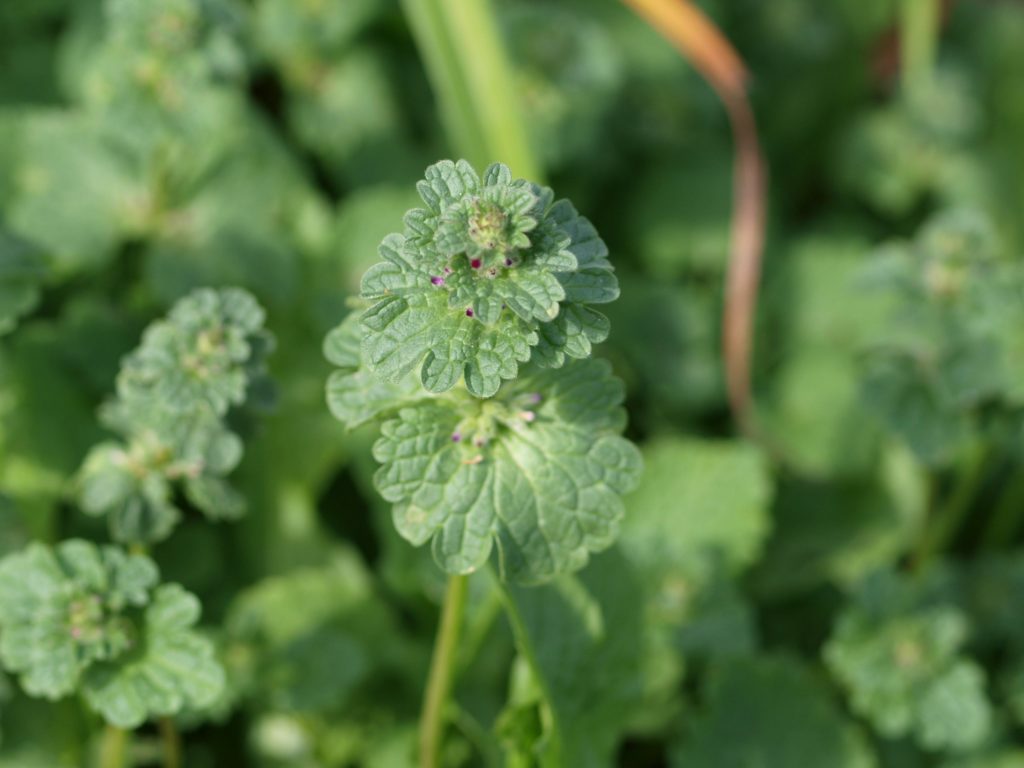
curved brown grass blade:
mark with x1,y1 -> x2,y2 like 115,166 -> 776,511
620,0 -> 767,439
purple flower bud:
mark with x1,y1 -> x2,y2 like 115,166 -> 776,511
443,266 -> 453,275
470,258 -> 482,269
465,308 -> 474,317
430,276 -> 445,286
504,258 -> 513,267
526,392 -> 542,405
451,432 -> 462,443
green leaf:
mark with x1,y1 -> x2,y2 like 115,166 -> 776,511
499,548 -> 646,766
372,358 -> 642,583
942,753 -> 1024,768
358,159 -> 618,397
82,584 -> 224,728
224,547 -> 411,714
116,287 -> 271,417
0,229 -> 44,336
79,0 -> 249,188
0,540 -> 158,700
824,569 -> 993,752
622,437 -> 773,573
325,313 -> 425,429
671,656 -> 876,768
78,440 -> 182,544
7,112 -> 141,277
753,444 -> 927,597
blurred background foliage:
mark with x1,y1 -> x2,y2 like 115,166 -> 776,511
2,0 -> 1024,765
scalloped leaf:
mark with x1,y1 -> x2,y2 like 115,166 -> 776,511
325,313 -> 424,428
358,159 -> 618,397
82,584 -> 224,728
824,570 -> 993,752
371,358 -> 642,584
116,287 -> 271,417
0,541 -> 158,700
76,287 -> 273,544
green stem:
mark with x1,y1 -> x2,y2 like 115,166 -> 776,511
981,468 -> 1024,549
158,717 -> 181,768
400,0 -> 540,180
492,574 -> 565,763
99,724 -> 129,768
419,574 -> 469,768
914,443 -> 988,569
901,0 -> 940,91
450,704 -> 502,768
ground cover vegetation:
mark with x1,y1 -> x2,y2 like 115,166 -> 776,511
0,0 -> 1023,766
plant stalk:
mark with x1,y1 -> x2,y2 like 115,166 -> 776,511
914,443 -> 988,569
399,0 -> 540,180
158,717 -> 181,768
419,574 -> 469,768
98,724 -> 128,768
901,0 -> 940,91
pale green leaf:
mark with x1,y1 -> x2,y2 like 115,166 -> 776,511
0,541 -> 158,700
622,438 -> 773,573
499,549 -> 645,766
824,570 -> 993,752
372,358 -> 642,583
82,584 -> 224,728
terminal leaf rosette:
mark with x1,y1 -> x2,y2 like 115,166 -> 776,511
0,540 -> 224,728
78,287 -> 274,544
359,159 -> 619,397
859,208 -> 1024,465
824,570 -> 992,752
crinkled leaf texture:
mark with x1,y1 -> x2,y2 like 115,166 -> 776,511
82,584 -> 224,728
824,570 -> 993,752
113,287 -> 272,418
359,159 -> 618,397
77,287 -> 272,544
0,540 -> 223,727
370,358 -> 642,584
0,541 -> 156,699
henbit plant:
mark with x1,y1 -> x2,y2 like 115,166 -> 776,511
324,159 -> 642,764
824,569 -> 993,752
0,540 -> 223,730
0,287 -> 273,764
78,288 -> 274,546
